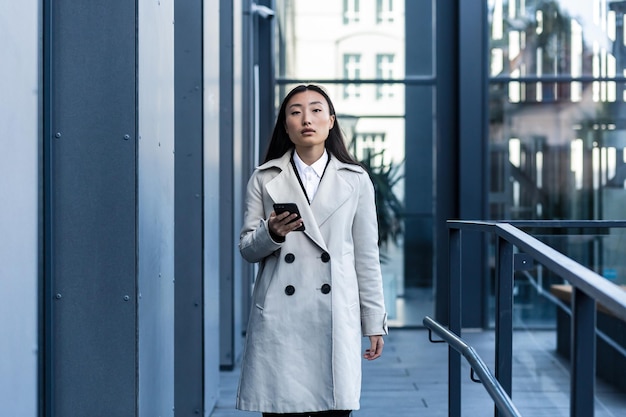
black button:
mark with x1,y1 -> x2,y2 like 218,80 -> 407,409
321,284 -> 331,294
285,285 -> 295,296
284,253 -> 295,263
321,252 -> 331,263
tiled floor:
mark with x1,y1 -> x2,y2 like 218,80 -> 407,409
210,328 -> 626,417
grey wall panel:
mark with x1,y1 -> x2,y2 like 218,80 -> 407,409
203,0 -> 221,411
0,2 -> 39,416
256,0 -> 276,154
137,0 -> 176,416
434,0 -> 460,324
404,84 -> 435,287
219,0 -> 242,371
232,0 -> 249,353
175,0 -> 206,415
44,1 -> 136,416
48,0 -> 137,415
240,0 -> 258,339
404,0 -> 435,288
458,0 -> 488,327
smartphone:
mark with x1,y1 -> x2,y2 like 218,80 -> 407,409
273,203 -> 305,231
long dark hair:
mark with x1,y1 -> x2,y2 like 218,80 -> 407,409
263,84 -> 359,165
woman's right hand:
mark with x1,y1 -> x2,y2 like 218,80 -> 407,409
268,210 -> 304,238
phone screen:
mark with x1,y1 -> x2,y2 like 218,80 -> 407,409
273,203 -> 305,231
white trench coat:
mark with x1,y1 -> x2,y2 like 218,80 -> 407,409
236,151 -> 388,413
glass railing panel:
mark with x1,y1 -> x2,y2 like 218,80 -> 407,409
487,226 -> 626,328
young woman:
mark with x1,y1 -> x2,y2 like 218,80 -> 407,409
237,84 -> 388,417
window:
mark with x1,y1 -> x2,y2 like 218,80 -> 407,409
343,0 -> 360,25
376,0 -> 394,23
343,54 -> 361,99
376,54 -> 395,99
355,132 -> 387,167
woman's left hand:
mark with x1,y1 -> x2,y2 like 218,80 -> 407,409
363,335 -> 384,361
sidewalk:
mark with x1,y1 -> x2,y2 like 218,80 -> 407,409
211,328 -> 626,417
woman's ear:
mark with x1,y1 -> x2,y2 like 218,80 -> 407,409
329,114 -> 335,130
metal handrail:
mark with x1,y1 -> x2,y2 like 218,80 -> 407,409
493,222 -> 626,322
423,316 -> 523,417
446,220 -> 626,417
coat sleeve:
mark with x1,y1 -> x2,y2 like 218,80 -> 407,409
239,171 -> 282,263
353,173 -> 389,336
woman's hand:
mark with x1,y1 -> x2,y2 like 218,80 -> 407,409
268,210 -> 304,238
363,335 -> 384,361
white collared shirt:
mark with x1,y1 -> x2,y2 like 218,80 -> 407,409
293,150 -> 328,203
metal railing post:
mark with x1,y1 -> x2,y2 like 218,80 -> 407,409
495,237 -> 514,417
571,288 -> 596,417
441,220 -> 626,416
449,227 -> 462,417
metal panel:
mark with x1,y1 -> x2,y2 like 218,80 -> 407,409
458,0 -> 489,327
404,1 -> 435,288
240,0 -> 257,337
434,0 -> 460,324
495,237 -> 514,409
404,86 -> 435,288
570,288 -> 597,417
218,0 -> 245,373
174,0 -> 206,415
203,0 -> 222,412
0,2 -> 39,416
232,0 -> 247,363
232,1 -> 251,358
256,0 -> 276,153
46,0 -> 137,415
448,228 -> 462,417
219,0 -> 238,371
137,0 -> 176,416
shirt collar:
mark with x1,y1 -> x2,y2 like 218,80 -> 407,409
293,149 -> 328,178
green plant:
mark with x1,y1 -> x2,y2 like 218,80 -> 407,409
357,149 -> 405,248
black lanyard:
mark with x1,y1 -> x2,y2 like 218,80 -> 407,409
290,151 -> 331,205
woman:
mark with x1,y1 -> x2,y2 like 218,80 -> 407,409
237,84 -> 388,417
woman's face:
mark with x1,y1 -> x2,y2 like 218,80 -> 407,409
284,90 -> 335,153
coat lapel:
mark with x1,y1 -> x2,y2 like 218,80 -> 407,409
310,158 -> 356,227
264,153 -> 328,251
262,152 -> 363,252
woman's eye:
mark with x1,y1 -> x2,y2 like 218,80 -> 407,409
290,111 -> 301,115
312,108 -> 322,112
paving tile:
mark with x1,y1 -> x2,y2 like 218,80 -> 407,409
210,329 -> 626,416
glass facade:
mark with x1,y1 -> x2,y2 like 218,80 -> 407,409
489,0 -> 626,326
274,0 -> 625,329
275,0 -> 413,325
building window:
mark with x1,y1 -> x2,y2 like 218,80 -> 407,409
343,54 -> 361,99
355,132 -> 387,167
376,54 -> 395,99
376,0 -> 394,23
343,0 -> 360,25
